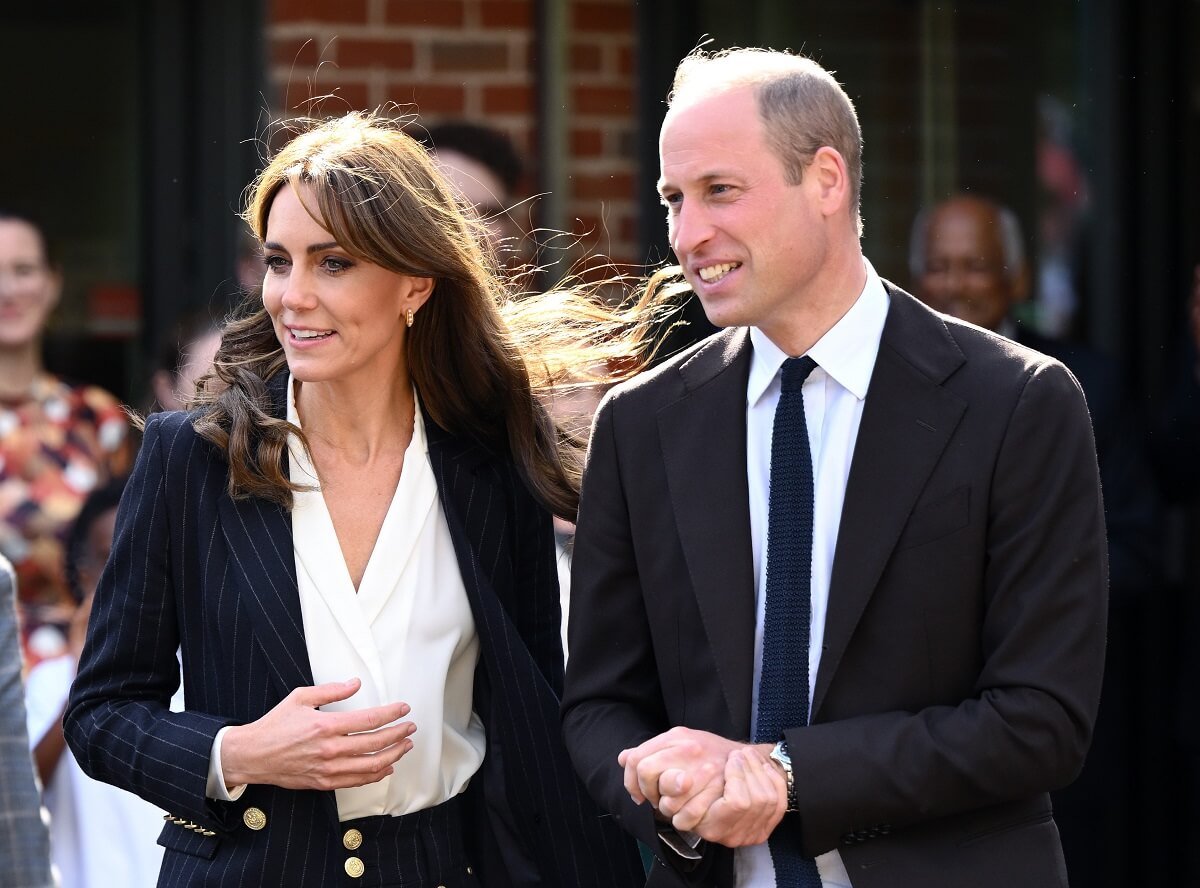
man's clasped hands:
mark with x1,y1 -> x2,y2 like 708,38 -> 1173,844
619,726 -> 788,847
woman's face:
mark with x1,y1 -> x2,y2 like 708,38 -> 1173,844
261,184 -> 433,389
0,219 -> 61,350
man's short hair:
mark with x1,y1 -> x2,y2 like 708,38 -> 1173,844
668,47 -> 864,235
419,121 -> 523,195
908,197 -> 1026,280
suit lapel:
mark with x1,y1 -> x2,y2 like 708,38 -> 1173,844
657,329 -> 757,734
812,287 -> 967,718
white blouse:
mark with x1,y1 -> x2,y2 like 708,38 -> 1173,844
286,378 -> 485,819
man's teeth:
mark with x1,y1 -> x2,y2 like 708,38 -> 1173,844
698,262 -> 740,282
293,329 -> 333,339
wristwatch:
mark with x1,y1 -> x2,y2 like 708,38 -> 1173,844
769,739 -> 799,812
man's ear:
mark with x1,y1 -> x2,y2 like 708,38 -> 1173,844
807,146 -> 851,219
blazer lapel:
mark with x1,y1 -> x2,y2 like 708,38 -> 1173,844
657,329 -> 757,735
812,287 -> 967,718
215,372 -> 314,698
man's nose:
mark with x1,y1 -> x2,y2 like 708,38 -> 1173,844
670,202 -> 714,257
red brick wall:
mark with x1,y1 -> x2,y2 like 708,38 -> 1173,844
266,0 -> 641,266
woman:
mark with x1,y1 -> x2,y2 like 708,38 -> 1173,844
65,113 -> 654,887
0,210 -> 132,664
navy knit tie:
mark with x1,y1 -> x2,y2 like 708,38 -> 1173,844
755,355 -> 822,887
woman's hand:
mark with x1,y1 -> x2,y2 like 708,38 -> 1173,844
220,678 -> 415,791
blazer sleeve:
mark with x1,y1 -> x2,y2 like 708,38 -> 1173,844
0,558 -> 53,888
785,359 -> 1109,855
64,413 -> 237,831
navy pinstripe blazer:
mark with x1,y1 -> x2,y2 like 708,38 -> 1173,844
64,374 -> 643,887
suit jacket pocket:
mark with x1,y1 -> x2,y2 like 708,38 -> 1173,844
158,821 -> 221,861
896,485 -> 970,551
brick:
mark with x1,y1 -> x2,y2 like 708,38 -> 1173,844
272,0 -> 368,23
569,43 -> 603,72
570,128 -> 604,156
574,85 -> 633,114
619,213 -> 637,243
271,37 -> 322,68
385,82 -> 466,115
618,44 -> 635,76
483,85 -> 534,114
338,38 -> 415,69
574,1 -> 634,32
432,40 -> 509,72
385,0 -> 465,26
571,214 -> 604,237
573,172 -> 636,200
293,80 -> 371,112
481,0 -> 532,28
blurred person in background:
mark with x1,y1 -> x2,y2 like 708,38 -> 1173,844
910,193 -> 1160,888
419,120 -> 529,268
0,552 -> 52,888
150,314 -> 222,412
25,475 -> 173,888
0,209 -> 132,666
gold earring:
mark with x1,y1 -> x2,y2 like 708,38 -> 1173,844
406,308 -> 414,328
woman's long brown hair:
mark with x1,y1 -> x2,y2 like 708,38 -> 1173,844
192,112 -> 683,520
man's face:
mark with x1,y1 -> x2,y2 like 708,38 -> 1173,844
658,86 -> 828,336
916,199 -> 1020,332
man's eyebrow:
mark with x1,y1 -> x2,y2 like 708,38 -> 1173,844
656,172 -> 734,195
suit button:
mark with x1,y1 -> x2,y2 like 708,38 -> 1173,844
243,807 -> 267,831
343,828 -> 363,850
345,856 -> 365,878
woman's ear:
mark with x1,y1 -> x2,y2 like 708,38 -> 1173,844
404,276 -> 435,314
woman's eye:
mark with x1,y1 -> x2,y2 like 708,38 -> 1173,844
263,255 -> 287,271
322,257 -> 351,272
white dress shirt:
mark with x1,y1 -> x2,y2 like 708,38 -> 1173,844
208,378 -> 485,818
737,260 -> 889,888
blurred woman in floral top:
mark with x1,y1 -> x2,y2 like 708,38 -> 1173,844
0,210 -> 131,663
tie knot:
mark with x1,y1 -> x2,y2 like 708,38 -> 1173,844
780,356 -> 818,393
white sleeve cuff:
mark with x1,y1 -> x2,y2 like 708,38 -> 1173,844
206,726 -> 248,801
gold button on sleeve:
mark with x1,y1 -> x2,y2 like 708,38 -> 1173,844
344,856 -> 365,878
242,807 -> 267,831
342,828 -> 363,850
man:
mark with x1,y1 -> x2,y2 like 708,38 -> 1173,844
561,48 -> 1108,888
911,194 -> 1159,888
0,554 -> 53,888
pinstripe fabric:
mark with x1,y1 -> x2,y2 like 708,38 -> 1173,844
0,555 -> 52,888
65,374 -> 643,887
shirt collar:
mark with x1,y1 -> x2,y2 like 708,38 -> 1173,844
747,258 -> 890,407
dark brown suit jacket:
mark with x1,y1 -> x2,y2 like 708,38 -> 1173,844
562,284 -> 1108,888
